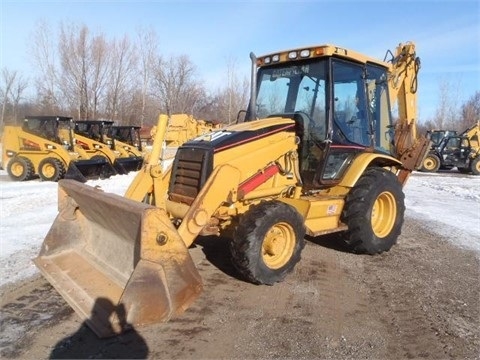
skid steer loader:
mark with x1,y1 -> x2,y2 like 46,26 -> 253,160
107,125 -> 143,152
34,42 -> 430,337
74,120 -> 144,173
2,116 -> 115,182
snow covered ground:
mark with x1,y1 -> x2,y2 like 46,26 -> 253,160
0,169 -> 479,288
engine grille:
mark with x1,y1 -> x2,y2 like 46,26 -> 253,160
169,146 -> 213,205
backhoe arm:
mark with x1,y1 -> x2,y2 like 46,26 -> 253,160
387,42 -> 430,183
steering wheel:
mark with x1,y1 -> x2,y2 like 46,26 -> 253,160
294,111 -> 326,147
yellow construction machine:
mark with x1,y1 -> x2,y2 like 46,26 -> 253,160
2,116 -> 115,182
164,113 -> 220,147
421,121 -> 480,174
107,124 -> 143,152
34,42 -> 429,337
74,120 -> 144,173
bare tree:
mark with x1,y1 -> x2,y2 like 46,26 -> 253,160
136,28 -> 158,126
461,91 -> 480,129
198,59 -> 249,124
58,24 -> 90,118
1,68 -> 28,126
9,76 -> 29,121
151,54 -> 205,115
89,33 -> 109,119
216,58 -> 249,124
58,23 -> 113,119
104,35 -> 137,121
31,20 -> 61,114
432,79 -> 462,131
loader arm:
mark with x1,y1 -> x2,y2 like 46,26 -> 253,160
387,42 -> 430,184
124,114 -> 170,206
462,121 -> 480,150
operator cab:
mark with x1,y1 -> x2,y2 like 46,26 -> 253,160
23,116 -> 76,150
245,46 -> 394,188
439,135 -> 471,167
75,120 -> 114,144
108,125 -> 143,151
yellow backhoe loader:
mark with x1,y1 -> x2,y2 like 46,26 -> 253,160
164,113 -> 220,147
74,120 -> 144,173
34,41 -> 429,337
2,116 -> 115,182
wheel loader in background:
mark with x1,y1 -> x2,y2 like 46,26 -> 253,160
426,129 -> 458,148
34,41 -> 430,337
1,116 -> 115,182
420,121 -> 480,174
74,120 -> 144,174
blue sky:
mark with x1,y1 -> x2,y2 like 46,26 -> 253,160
1,0 -> 479,122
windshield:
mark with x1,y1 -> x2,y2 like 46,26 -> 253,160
256,59 -> 327,142
254,58 -> 392,150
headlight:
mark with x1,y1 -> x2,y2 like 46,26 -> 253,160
300,49 -> 310,58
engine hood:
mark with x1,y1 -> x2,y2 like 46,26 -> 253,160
183,117 -> 296,154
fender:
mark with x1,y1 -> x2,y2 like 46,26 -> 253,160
338,152 -> 402,188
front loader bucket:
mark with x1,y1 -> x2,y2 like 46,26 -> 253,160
115,156 -> 144,173
67,158 -> 117,182
111,156 -> 144,175
33,180 -> 203,338
64,163 -> 88,183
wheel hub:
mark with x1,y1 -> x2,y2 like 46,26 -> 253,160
262,223 -> 295,269
371,191 -> 397,238
42,164 -> 55,178
11,162 -> 25,177
423,157 -> 437,171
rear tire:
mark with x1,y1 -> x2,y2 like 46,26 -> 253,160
7,156 -> 34,181
420,153 -> 440,172
470,157 -> 480,175
38,157 -> 66,182
341,168 -> 405,254
230,201 -> 305,285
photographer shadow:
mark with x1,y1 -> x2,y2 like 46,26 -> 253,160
50,297 -> 149,359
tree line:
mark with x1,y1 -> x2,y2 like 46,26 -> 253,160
1,21 -> 479,134
0,22 -> 249,129
419,82 -> 480,134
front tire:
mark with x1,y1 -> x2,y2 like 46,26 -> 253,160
38,157 -> 66,182
230,201 -> 306,285
342,168 -> 405,254
420,153 -> 440,172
